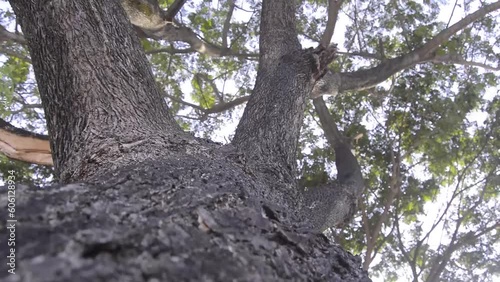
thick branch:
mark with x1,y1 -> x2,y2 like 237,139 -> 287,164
0,118 -> 52,165
415,1 -> 500,58
312,97 -> 344,147
312,1 -> 500,97
122,0 -> 233,56
319,0 -> 344,46
166,94 -> 205,111
312,98 -> 363,185
232,0 -> 304,178
337,50 -> 382,60
299,98 -> 365,230
164,0 -> 187,21
337,51 -> 500,72
0,93 -> 250,166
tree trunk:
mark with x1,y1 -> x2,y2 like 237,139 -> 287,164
1,0 -> 370,281
9,0 -> 181,183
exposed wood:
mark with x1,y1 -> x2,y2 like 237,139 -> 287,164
0,118 -> 52,165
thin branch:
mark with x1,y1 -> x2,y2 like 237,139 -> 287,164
363,149 -> 401,270
146,46 -> 258,59
392,0 -> 413,50
0,46 -> 31,62
0,25 -> 26,45
426,175 -> 497,282
168,91 -> 249,119
394,207 -> 420,282
431,54 -> 500,71
146,47 -> 195,55
337,50 -> 381,60
418,138 -> 490,247
446,0 -> 460,28
176,114 -> 202,121
10,103 -> 43,115
196,73 -> 224,102
166,94 -> 205,111
352,0 -> 365,52
233,3 -> 255,13
205,95 -> 250,114
360,200 -> 373,269
372,222 -> 397,260
415,1 -> 500,59
414,128 -> 494,281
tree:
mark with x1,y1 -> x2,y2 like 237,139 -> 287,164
0,0 -> 369,281
0,0 -> 499,281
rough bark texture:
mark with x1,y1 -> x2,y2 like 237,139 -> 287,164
233,0 -> 308,185
9,0 -> 182,183
0,153 -> 371,282
1,0 -> 371,281
232,51 -> 316,184
301,99 -> 365,231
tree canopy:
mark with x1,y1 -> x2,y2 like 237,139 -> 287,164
1,0 -> 499,281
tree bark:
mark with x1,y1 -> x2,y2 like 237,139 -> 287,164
1,0 -> 370,281
233,0 -> 313,184
300,98 -> 365,231
0,163 -> 370,281
9,0 -> 181,182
